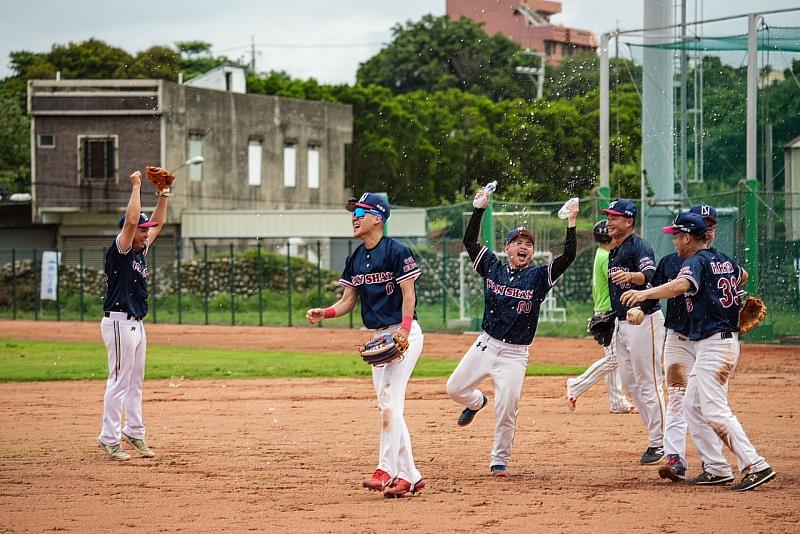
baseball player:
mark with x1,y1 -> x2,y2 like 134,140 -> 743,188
566,220 -> 635,414
603,198 -> 666,465
653,204 -> 720,482
305,193 -> 425,498
622,212 -> 776,491
446,187 -> 577,477
97,169 -> 169,461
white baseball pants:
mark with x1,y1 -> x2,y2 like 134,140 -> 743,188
98,313 -> 147,446
446,333 -> 529,468
685,333 -> 770,476
567,331 -> 633,412
615,311 -> 666,448
662,329 -> 697,460
372,321 -> 423,484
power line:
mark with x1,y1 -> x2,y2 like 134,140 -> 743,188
214,41 -> 384,54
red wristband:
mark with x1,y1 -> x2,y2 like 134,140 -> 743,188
401,316 -> 413,332
324,307 -> 336,319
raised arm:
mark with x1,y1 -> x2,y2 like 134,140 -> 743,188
118,171 -> 142,253
550,201 -> 578,280
146,193 -> 170,246
463,207 -> 486,261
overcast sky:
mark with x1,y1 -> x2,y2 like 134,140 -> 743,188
3,0 -> 800,83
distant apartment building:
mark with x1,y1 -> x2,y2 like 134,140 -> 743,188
447,0 -> 599,66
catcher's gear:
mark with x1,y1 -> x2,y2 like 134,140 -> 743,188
145,166 -> 175,195
593,220 -> 612,244
587,310 -> 617,346
739,296 -> 767,334
359,332 -> 409,366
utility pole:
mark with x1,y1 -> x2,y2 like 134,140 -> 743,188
250,35 -> 256,72
680,0 -> 689,200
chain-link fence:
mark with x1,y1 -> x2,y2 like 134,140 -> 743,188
1,190 -> 797,341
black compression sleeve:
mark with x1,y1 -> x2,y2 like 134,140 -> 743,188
550,226 -> 577,281
463,207 -> 486,262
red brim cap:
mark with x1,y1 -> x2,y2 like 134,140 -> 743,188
602,209 -> 625,216
662,226 -> 680,234
355,202 -> 376,209
138,221 -> 159,228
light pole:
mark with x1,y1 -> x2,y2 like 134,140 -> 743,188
515,50 -> 546,100
171,155 -> 204,174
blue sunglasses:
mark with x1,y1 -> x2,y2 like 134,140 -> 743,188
352,207 -> 383,219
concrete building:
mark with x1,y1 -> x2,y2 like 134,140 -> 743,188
23,78 -> 427,271
446,0 -> 598,66
26,77 -> 358,265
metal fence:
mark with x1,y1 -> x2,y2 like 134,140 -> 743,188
1,190 -> 798,342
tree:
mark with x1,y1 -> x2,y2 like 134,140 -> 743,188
0,93 -> 30,193
47,39 -> 133,79
117,46 -> 180,81
357,15 -> 538,101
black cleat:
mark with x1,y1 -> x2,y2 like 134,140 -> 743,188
687,470 -> 735,486
640,446 -> 665,465
457,394 -> 488,427
731,467 -> 776,492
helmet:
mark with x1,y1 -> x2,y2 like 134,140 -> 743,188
593,220 -> 612,244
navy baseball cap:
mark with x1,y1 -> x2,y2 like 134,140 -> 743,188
663,212 -> 707,237
352,192 -> 390,221
506,227 -> 534,245
689,204 -> 717,224
119,212 -> 159,229
602,198 -> 637,219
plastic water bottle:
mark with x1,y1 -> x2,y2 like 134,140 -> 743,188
474,181 -> 497,208
558,197 -> 579,219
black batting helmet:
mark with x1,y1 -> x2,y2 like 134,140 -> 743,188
593,220 -> 612,244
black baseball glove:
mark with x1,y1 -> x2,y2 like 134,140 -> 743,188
587,310 -> 617,347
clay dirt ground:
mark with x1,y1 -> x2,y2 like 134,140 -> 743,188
1,321 -> 799,533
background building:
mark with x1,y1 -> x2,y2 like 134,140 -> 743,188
446,0 -> 599,65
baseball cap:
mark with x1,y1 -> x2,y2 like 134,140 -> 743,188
506,227 -> 534,245
689,204 -> 717,224
119,212 -> 159,229
602,198 -> 637,219
350,192 -> 390,221
663,212 -> 707,237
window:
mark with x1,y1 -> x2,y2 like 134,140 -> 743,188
38,134 -> 55,148
188,135 -> 204,182
307,145 -> 320,189
78,136 -> 117,180
283,143 -> 296,187
248,140 -> 262,186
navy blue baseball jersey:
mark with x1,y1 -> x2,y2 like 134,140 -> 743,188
472,248 -> 558,345
463,208 -> 576,345
339,237 -> 420,329
103,236 -> 150,318
652,252 -> 690,336
677,248 -> 744,341
608,233 -> 660,319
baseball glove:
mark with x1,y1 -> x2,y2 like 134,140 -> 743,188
359,332 -> 409,367
145,166 -> 175,193
587,310 -> 617,347
739,296 -> 767,334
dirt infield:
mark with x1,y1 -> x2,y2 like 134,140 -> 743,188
1,321 -> 799,532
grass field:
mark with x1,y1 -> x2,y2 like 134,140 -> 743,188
0,338 -> 585,382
